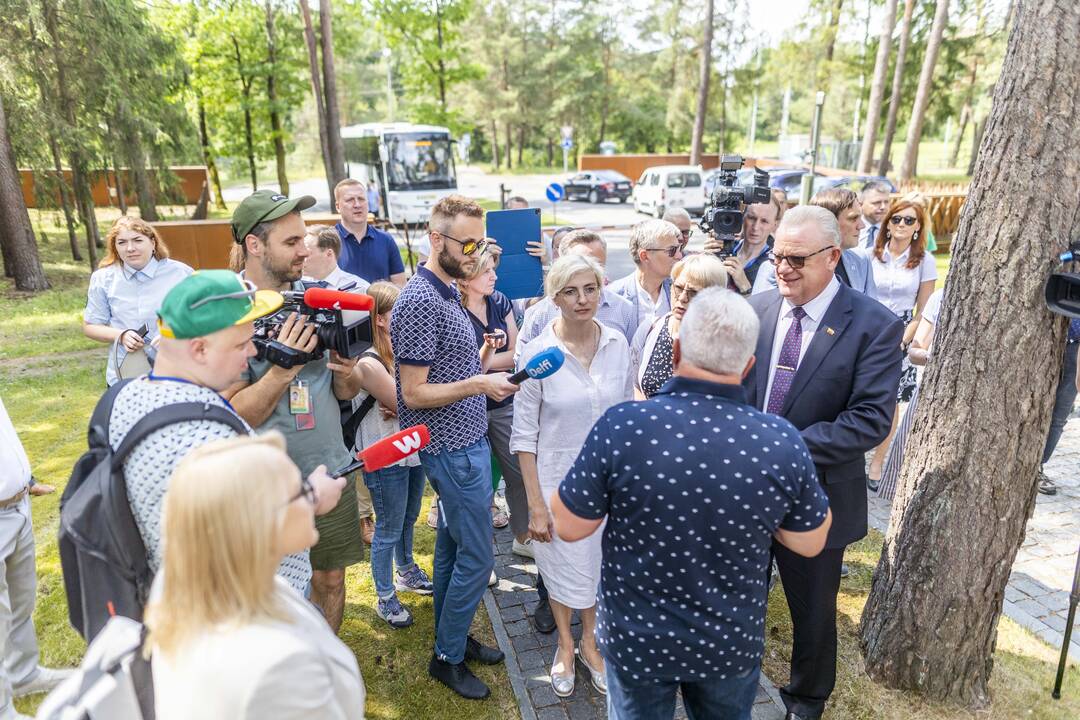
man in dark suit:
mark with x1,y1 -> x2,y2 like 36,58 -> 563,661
743,205 -> 903,720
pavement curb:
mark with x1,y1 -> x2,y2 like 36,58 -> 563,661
483,588 -> 537,720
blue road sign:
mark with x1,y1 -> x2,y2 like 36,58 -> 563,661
545,182 -> 565,203
560,138 -> 573,151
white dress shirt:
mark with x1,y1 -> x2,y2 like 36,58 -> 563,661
860,221 -> 881,249
0,397 -> 31,499
862,245 -> 937,315
305,266 -> 370,293
764,277 -> 842,406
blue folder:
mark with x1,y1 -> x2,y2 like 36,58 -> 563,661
487,208 -> 544,300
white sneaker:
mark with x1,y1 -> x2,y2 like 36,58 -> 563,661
488,570 -> 498,587
13,666 -> 75,697
512,538 -> 535,559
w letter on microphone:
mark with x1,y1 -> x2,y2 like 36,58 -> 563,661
392,431 -> 424,454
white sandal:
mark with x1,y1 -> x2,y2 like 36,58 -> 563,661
577,643 -> 606,695
550,648 -> 576,697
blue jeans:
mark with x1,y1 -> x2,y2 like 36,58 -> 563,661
362,463 -> 426,599
420,438 -> 494,664
1043,341 -> 1078,464
606,661 -> 761,720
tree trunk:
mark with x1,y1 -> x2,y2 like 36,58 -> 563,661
948,0 -> 986,169
197,98 -> 227,210
820,0 -> 845,80
898,0 -> 950,182
319,0 -> 346,195
122,118 -> 157,221
860,0 -> 1080,707
948,103 -> 971,169
504,122 -> 513,170
878,0 -> 915,175
689,0 -> 713,166
858,0 -> 899,172
966,114 -> 986,176
546,138 -> 553,167
231,36 -> 258,191
517,125 -> 525,167
48,136 -> 80,262
0,95 -> 49,290
490,121 -> 501,170
264,1 -> 289,196
70,159 -> 98,267
434,2 -> 449,113
112,158 -> 128,215
300,0 -> 334,205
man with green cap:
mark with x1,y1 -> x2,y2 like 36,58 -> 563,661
106,269 -> 345,596
223,190 -> 369,634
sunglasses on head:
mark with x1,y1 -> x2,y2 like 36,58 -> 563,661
437,231 -> 488,256
889,216 -> 918,227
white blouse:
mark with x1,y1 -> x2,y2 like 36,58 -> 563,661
862,245 -> 937,315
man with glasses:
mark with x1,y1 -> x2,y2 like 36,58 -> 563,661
661,207 -> 694,250
742,205 -> 902,720
391,195 -> 518,699
106,270 -> 345,603
225,191 -> 367,635
608,219 -> 681,329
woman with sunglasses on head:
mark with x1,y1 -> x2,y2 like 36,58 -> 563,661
629,254 -> 729,399
860,198 -> 937,489
510,254 -> 634,699
83,216 -> 193,386
147,432 -> 365,720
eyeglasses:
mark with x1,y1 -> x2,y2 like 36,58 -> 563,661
679,228 -> 692,239
672,282 -> 699,302
889,216 -> 918,227
557,284 -> 600,301
644,245 -> 682,258
436,231 -> 488,256
768,246 -> 835,269
284,476 -> 318,507
188,279 -> 258,310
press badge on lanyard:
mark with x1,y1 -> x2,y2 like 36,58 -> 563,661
289,379 -> 316,431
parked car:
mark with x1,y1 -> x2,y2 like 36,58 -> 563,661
564,170 -> 633,203
703,166 -> 822,200
809,174 -> 899,195
632,165 -> 706,218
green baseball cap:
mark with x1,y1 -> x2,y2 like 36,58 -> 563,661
157,270 -> 284,339
231,189 -> 317,244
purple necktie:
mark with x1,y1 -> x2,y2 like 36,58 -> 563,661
767,306 -> 806,415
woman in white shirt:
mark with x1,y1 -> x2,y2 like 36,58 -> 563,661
83,217 -> 192,385
510,254 -> 633,699
147,433 -> 365,720
861,198 -> 937,488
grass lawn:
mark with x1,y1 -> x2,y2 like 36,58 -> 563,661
2,231 -> 518,719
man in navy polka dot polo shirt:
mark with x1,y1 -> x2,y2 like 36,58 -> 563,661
553,288 -> 832,720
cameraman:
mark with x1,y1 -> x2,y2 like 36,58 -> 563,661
703,192 -> 783,294
224,190 -> 367,635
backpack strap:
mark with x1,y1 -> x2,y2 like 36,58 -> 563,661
112,403 -> 249,470
88,379 -> 134,449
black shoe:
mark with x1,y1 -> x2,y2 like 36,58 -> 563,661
840,563 -> 850,578
465,635 -> 505,665
785,712 -> 815,720
532,597 -> 556,634
1037,469 -> 1058,496
428,654 -> 490,699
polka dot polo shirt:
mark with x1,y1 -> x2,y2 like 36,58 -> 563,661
559,376 -> 829,682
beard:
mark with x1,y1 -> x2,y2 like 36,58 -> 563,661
262,252 -> 303,286
438,245 -> 473,280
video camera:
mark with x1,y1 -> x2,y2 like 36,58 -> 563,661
253,282 -> 373,369
700,155 -> 772,257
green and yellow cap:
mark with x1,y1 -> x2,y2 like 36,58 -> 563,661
157,270 -> 283,339
231,189 -> 317,244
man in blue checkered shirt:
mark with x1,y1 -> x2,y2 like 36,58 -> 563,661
390,195 -> 519,700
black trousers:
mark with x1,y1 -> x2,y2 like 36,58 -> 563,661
773,543 -> 845,719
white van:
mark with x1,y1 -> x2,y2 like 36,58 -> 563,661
632,165 -> 706,218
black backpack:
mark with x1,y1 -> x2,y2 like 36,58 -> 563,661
59,380 -> 248,642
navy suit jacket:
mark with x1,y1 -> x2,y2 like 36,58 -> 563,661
743,284 -> 903,548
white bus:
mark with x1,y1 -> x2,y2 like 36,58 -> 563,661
341,122 -> 458,225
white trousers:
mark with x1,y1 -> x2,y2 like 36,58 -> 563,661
0,497 -> 39,716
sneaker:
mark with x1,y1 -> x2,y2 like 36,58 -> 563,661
395,565 -> 434,595
13,666 -> 75,697
376,595 -> 414,629
512,538 -> 535,559
1037,469 -> 1058,496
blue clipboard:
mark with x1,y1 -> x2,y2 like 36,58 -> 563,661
487,208 -> 543,300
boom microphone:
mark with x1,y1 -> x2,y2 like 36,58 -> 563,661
509,346 -> 565,384
303,287 -> 375,312
332,424 -> 431,476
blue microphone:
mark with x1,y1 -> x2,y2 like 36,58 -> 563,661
508,346 -> 566,384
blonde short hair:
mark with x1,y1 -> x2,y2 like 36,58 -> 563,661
144,433 -> 298,655
671,253 -> 729,289
545,254 -> 604,298
334,178 -> 366,198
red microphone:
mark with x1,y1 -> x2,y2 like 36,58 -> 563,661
333,425 -> 431,476
303,287 -> 374,312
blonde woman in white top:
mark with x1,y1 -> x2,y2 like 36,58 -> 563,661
510,254 -> 634,699
147,432 -> 365,720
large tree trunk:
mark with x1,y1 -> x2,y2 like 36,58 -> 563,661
264,1 -> 289,196
858,0 -> 899,173
878,0 -> 915,175
197,98 -> 227,210
48,136 -> 81,262
0,94 -> 49,291
689,0 -> 713,166
899,0 -> 950,182
319,0 -> 346,195
860,0 -> 1080,707
300,0 -> 334,204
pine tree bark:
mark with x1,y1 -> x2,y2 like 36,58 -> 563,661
878,0 -> 915,175
300,0 -> 334,204
48,136 -> 81,262
122,115 -> 158,221
858,0 -> 899,173
264,1 -> 289,196
860,0 -> 1080,707
899,0 -> 950,182
319,0 -> 346,193
689,0 -> 713,166
197,98 -> 227,210
0,95 -> 49,291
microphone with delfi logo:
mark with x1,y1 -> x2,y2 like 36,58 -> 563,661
332,424 -> 431,476
508,346 -> 566,384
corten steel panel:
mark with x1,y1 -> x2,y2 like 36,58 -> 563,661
153,215 -> 346,270
19,167 -> 209,208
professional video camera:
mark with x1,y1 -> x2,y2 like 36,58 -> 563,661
700,155 -> 772,257
253,283 -> 373,369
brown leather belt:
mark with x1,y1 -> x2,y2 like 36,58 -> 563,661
0,487 -> 28,509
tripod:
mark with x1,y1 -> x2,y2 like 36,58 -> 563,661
1052,542 -> 1080,699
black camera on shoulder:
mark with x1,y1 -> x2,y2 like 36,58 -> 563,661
253,281 -> 372,369
700,155 -> 771,257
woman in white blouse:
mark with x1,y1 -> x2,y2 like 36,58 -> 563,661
147,433 -> 365,720
510,254 -> 633,699
861,198 -> 937,488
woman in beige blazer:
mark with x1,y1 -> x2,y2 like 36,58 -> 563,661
146,433 -> 366,719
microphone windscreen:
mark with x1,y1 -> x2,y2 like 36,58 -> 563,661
359,424 -> 431,472
509,346 -> 566,384
303,287 -> 375,312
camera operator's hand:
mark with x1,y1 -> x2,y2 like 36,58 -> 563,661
120,329 -> 146,352
327,350 -> 358,377
722,257 -> 753,294
276,312 -> 319,367
309,464 -> 346,516
475,372 -> 519,402
702,231 -> 726,255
